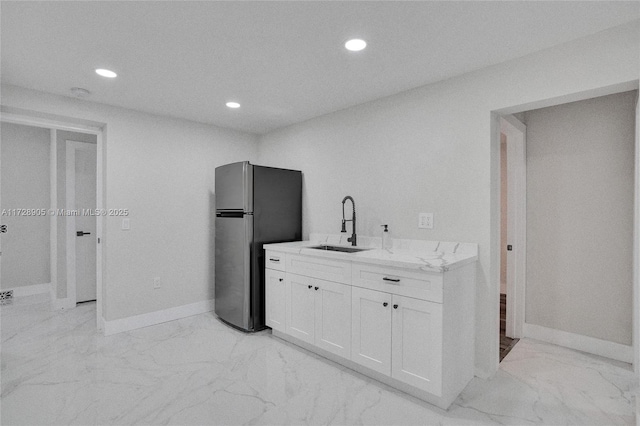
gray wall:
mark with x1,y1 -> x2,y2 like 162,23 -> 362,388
524,90 -> 637,345
0,122 -> 50,289
54,130 -> 97,299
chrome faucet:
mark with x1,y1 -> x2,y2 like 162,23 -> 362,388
341,196 -> 357,246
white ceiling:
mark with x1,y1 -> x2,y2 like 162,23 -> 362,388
2,1 -> 639,135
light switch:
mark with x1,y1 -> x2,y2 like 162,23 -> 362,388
122,218 -> 130,230
418,213 -> 433,229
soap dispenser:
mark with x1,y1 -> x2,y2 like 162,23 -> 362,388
381,224 -> 392,250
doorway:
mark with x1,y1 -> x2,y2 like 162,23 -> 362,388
496,89 -> 638,369
0,111 -> 105,329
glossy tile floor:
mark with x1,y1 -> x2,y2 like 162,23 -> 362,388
1,294 -> 637,425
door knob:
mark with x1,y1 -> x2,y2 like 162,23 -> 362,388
383,302 -> 388,307
76,231 -> 92,237
308,285 -> 312,289
393,304 -> 398,309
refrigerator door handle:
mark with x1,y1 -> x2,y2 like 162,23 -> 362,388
243,214 -> 253,326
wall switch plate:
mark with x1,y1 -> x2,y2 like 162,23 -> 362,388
154,277 -> 161,289
418,213 -> 433,229
122,218 -> 130,230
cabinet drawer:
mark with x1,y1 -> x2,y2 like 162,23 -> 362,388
265,251 -> 286,272
352,263 -> 443,303
287,254 -> 351,284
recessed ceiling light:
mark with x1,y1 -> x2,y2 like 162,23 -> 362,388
226,102 -> 241,109
345,39 -> 367,52
95,68 -> 117,78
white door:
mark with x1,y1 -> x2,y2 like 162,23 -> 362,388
286,273 -> 315,344
66,141 -> 97,304
391,294 -> 443,396
265,269 -> 286,332
314,279 -> 351,358
351,286 -> 392,375
501,115 -> 527,339
0,133 -> 3,286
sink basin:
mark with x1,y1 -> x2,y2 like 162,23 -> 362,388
308,245 -> 371,253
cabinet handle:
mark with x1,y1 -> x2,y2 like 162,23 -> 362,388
393,304 -> 398,309
383,302 -> 388,307
269,258 -> 280,262
314,286 -> 319,291
279,278 -> 283,282
308,285 -> 312,289
383,277 -> 400,283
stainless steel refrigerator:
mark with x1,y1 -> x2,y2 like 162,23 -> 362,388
214,161 -> 302,331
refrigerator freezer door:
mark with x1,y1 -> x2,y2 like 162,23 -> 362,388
214,213 -> 253,330
215,161 -> 253,212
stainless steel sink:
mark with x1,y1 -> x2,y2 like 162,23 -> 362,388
307,245 -> 371,253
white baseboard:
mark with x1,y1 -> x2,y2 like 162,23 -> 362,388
523,322 -> 633,364
104,299 -> 214,336
52,297 -> 76,310
3,282 -> 51,297
474,367 -> 493,380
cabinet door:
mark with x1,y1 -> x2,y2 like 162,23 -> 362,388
351,286 -> 392,375
265,269 -> 286,332
314,280 -> 351,358
286,274 -> 315,344
391,295 -> 443,396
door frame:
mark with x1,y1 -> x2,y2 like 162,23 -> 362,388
0,111 -> 105,330
500,115 -> 526,339
634,92 -> 639,376
493,82 -> 639,377
66,140 -> 97,308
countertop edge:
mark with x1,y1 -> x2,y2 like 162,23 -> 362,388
263,241 -> 477,273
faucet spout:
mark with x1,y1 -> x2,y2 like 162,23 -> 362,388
341,196 -> 357,246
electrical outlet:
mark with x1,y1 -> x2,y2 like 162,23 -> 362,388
154,277 -> 161,289
418,213 -> 433,229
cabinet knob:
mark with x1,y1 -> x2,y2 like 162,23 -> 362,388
314,286 -> 319,291
383,302 -> 388,307
279,278 -> 283,282
393,304 -> 398,309
308,285 -> 312,289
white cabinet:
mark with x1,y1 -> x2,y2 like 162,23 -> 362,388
351,287 -> 443,396
286,274 -> 316,344
285,273 -> 352,357
352,262 -> 443,303
351,286 -> 392,375
314,279 -> 351,358
265,250 -> 286,272
391,294 -> 442,396
263,246 -> 475,410
287,254 -> 351,284
265,268 -> 286,332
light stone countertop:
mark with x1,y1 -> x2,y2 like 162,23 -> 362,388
264,235 -> 478,273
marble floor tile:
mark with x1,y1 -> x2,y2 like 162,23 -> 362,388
1,296 -> 637,425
